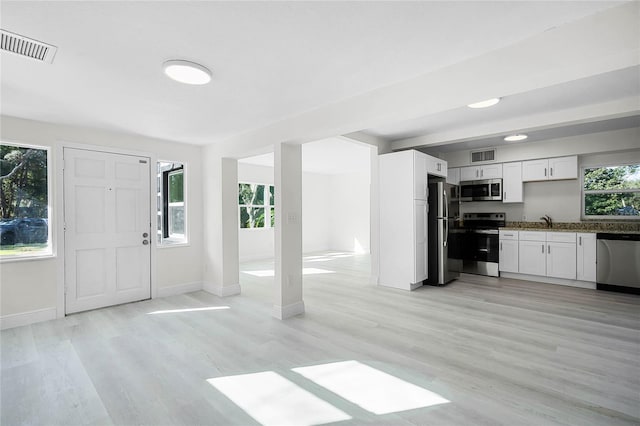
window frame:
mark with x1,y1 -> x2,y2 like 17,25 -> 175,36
581,162 -> 640,220
238,182 -> 275,230
0,141 -> 54,262
157,161 -> 188,247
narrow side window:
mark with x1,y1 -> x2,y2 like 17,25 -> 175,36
157,161 -> 187,245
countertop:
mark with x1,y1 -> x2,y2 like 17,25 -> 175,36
502,221 -> 640,234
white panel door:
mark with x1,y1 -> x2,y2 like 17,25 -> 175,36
65,148 -> 151,314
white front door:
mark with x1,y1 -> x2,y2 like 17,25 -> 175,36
64,148 -> 151,314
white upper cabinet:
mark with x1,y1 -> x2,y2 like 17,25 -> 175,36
502,161 -> 523,203
522,156 -> 578,182
460,163 -> 502,181
522,159 -> 548,182
548,156 -> 578,180
446,167 -> 460,185
413,151 -> 428,200
426,154 -> 447,178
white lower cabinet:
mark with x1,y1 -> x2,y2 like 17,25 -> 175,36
499,230 -> 519,273
512,231 -> 577,279
576,233 -> 597,282
519,239 -> 547,276
546,242 -> 577,280
414,199 -> 428,283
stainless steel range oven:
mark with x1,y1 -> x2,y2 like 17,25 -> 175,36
459,212 -> 505,277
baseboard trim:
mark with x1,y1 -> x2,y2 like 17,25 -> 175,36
272,301 -> 305,320
0,307 -> 57,330
501,272 -> 596,290
156,281 -> 203,298
203,282 -> 241,297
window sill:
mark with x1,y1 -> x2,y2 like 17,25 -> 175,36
0,252 -> 55,263
157,242 -> 190,249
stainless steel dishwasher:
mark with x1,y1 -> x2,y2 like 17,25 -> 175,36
596,233 -> 640,294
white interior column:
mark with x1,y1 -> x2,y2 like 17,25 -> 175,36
273,142 -> 304,319
369,144 -> 380,285
202,151 -> 240,297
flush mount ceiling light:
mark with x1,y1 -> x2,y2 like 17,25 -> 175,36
504,134 -> 528,142
467,98 -> 501,109
163,59 -> 211,85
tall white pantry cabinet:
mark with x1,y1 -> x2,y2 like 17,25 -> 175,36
379,150 -> 431,291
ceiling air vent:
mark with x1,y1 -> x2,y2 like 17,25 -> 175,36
471,149 -> 496,163
1,29 -> 57,64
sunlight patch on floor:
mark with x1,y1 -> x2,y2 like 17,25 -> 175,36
242,268 -> 334,277
292,360 -> 449,415
147,306 -> 230,315
207,371 -> 351,426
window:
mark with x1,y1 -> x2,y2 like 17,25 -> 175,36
157,161 -> 187,245
582,164 -> 640,219
0,142 -> 51,258
239,183 -> 275,228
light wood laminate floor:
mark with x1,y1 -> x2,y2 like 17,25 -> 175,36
2,252 -> 639,425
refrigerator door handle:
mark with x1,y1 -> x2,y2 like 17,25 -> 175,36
443,189 -> 448,247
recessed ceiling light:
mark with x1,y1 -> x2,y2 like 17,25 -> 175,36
467,98 -> 501,109
163,59 -> 211,85
504,134 -> 528,142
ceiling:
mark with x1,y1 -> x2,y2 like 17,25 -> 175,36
1,1 -> 635,154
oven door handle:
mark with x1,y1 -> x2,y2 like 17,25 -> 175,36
469,229 -> 499,235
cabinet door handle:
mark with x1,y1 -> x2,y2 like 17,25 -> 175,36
548,245 -> 550,254
500,242 -> 503,251
541,244 -> 544,253
550,167 -> 553,177
481,169 -> 484,177
544,168 -> 547,177
503,191 -> 506,200
579,236 -> 582,245
476,169 -> 479,177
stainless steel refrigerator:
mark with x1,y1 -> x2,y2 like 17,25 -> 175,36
427,178 -> 460,285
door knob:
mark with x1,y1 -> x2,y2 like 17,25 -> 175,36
142,240 -> 149,245
142,232 -> 149,238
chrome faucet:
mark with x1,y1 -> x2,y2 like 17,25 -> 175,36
540,215 -> 553,228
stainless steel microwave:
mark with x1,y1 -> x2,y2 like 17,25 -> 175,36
459,179 -> 502,201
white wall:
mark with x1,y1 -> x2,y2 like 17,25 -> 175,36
237,162 -> 370,259
0,116 -> 204,320
302,172 -> 331,254
449,127 -> 640,222
328,172 -> 370,253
